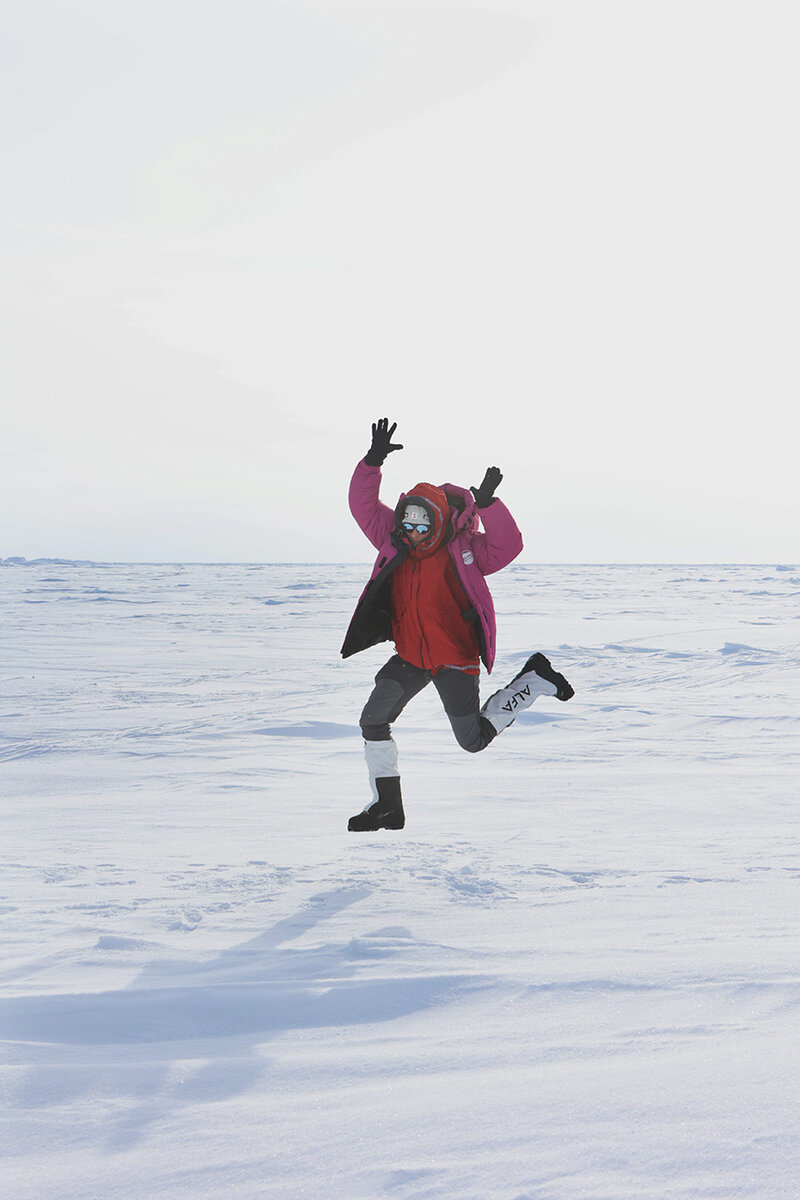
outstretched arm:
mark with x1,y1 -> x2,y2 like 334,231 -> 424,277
349,418 -> 403,549
469,466 -> 524,573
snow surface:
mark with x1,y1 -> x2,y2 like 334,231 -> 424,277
2,562 -> 800,1199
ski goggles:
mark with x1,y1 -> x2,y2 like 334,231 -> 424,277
402,522 -> 431,535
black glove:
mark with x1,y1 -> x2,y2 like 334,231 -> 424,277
365,418 -> 403,467
471,467 -> 503,508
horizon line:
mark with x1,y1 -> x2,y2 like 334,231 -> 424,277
2,557 -> 796,569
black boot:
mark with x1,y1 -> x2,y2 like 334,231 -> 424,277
513,652 -> 574,701
348,776 -> 405,831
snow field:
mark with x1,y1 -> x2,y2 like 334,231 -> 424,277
2,563 -> 799,1199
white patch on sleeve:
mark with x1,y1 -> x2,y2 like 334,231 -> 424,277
462,550 -> 474,566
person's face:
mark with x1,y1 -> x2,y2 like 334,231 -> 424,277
402,521 -> 431,546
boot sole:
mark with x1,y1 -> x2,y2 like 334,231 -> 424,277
348,812 -> 405,831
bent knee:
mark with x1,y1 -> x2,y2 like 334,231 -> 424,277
452,729 -> 489,754
453,716 -> 497,754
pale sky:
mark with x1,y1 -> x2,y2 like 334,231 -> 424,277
2,0 -> 798,563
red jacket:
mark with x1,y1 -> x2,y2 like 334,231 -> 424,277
390,483 -> 480,672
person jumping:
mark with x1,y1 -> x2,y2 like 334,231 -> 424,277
341,418 -> 574,831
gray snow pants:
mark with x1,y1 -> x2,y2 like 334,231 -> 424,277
360,655 -> 497,753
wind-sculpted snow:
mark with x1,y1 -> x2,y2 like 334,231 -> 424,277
2,564 -> 800,1199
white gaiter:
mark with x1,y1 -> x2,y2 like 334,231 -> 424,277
481,670 -> 557,734
363,737 -> 400,808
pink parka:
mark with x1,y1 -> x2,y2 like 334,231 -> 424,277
341,458 -> 523,673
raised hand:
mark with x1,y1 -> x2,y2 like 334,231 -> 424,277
365,418 -> 404,467
471,466 -> 503,508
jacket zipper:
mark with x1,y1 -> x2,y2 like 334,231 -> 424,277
412,559 -> 430,670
